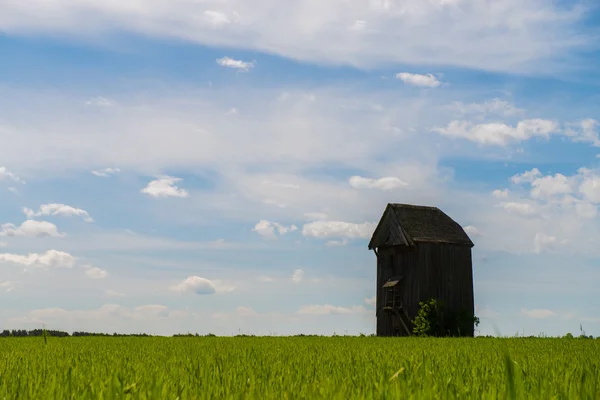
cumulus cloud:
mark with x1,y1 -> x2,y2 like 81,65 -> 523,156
91,167 -> 120,177
434,119 -> 560,146
296,304 -> 368,315
84,265 -> 108,279
463,225 -> 482,237
565,118 -> 600,147
0,167 -> 24,184
530,173 -> 573,199
23,204 -> 94,222
533,232 -> 561,253
396,72 -> 442,88
302,221 -> 376,239
0,220 -> 65,237
579,174 -> 600,203
501,202 -> 537,216
141,176 -> 189,198
482,167 -> 600,255
511,168 -> 542,184
292,269 -> 304,283
252,220 -> 297,239
348,176 -> 408,190
0,250 -> 76,268
492,189 -> 509,198
171,276 -> 235,295
521,308 -> 556,319
216,57 -> 255,71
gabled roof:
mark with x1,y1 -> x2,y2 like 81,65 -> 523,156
368,203 -> 474,249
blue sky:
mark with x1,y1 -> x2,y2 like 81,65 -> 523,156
1,0 -> 600,336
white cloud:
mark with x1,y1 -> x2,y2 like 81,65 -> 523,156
434,119 -> 560,146
10,304 -> 173,328
511,168 -> 542,184
252,220 -> 297,240
325,239 -> 348,247
502,202 -> 537,216
171,276 -> 235,295
533,232 -> 558,253
292,269 -> 304,283
348,176 -> 408,190
446,99 -> 524,117
297,304 -> 368,315
575,202 -> 597,219
105,289 -> 125,297
141,176 -> 189,198
0,242 -> 6,248
0,167 -> 24,184
0,86 -> 450,185
134,304 -> 169,318
463,225 -> 482,237
0,0 -> 589,74
204,10 -> 234,27
521,308 -> 556,319
23,203 -> 94,223
84,265 -> 108,279
85,96 -> 114,107
565,118 -> 600,147
257,276 -> 274,282
0,281 -> 14,292
578,174 -> 600,203
492,189 -> 509,198
216,57 -> 255,71
0,250 -> 76,268
0,220 -> 65,237
364,296 -> 376,306
302,221 -> 376,239
395,72 -> 442,88
473,167 -> 600,256
530,174 -> 573,199
91,167 -> 120,177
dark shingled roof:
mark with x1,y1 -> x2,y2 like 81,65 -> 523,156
368,203 -> 474,249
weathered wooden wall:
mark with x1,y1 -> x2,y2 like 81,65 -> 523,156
375,243 -> 474,337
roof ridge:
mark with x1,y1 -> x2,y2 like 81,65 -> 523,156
389,203 -> 440,211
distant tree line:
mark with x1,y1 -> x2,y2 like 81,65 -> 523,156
0,328 -> 595,339
0,329 -> 153,337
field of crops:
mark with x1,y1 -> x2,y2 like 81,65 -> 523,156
1,336 -> 599,399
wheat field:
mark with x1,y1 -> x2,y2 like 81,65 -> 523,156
1,336 -> 599,399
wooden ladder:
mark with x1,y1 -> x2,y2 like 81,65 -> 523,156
389,307 -> 411,336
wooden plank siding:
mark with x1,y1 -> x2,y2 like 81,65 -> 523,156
375,242 -> 474,337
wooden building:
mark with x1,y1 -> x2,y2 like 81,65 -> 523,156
368,203 -> 475,337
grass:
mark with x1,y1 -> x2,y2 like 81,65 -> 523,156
0,336 -> 599,399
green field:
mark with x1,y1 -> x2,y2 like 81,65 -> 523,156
1,336 -> 599,399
